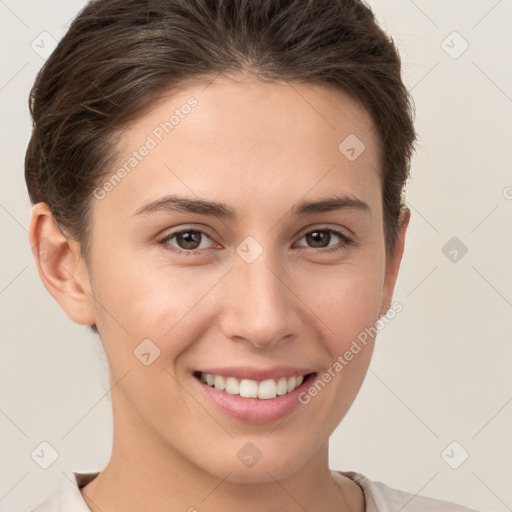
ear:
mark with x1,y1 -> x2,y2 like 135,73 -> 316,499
379,207 -> 410,318
29,202 -> 96,326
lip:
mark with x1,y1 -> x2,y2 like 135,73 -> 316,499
193,370 -> 316,424
195,365 -> 315,381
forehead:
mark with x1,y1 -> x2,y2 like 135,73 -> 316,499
131,75 -> 379,151
96,76 -> 382,221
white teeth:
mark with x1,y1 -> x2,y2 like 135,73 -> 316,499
276,377 -> 288,395
224,377 -> 239,395
200,372 -> 308,399
239,379 -> 258,398
213,375 -> 225,391
258,379 -> 277,400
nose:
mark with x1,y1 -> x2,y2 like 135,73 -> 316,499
219,247 -> 300,349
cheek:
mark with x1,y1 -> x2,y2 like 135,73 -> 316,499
300,260 -> 385,347
91,246 -> 182,326
91,256 -> 222,361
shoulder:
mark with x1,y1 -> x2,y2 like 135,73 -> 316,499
336,470 -> 481,512
28,471 -> 99,512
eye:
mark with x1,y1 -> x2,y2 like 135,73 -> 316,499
157,228 -> 216,254
157,226 -> 354,255
295,227 -> 354,253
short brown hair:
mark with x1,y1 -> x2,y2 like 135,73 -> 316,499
25,0 -> 416,264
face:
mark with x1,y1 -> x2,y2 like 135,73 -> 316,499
65,76 -> 407,482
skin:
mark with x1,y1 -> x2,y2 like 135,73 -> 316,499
29,74 -> 410,512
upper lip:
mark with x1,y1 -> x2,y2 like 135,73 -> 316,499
195,366 -> 316,381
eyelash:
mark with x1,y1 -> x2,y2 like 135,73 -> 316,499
156,226 -> 354,256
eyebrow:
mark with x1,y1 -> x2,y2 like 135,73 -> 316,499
134,193 -> 371,219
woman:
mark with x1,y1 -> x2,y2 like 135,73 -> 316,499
25,0 -> 480,510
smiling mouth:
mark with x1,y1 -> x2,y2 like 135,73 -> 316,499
193,371 -> 315,400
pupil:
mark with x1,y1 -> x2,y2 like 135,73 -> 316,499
179,231 -> 200,249
307,230 -> 329,248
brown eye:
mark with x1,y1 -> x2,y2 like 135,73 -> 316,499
174,230 -> 203,250
305,230 -> 332,248
159,229 -> 215,253
296,228 -> 353,253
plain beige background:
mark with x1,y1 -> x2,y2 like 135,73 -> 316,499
1,0 -> 511,511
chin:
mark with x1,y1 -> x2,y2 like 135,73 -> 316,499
189,441 -> 313,484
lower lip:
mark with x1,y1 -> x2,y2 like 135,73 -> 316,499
193,373 -> 315,424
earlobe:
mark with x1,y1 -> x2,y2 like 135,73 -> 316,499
379,207 -> 410,318
29,202 -> 96,326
